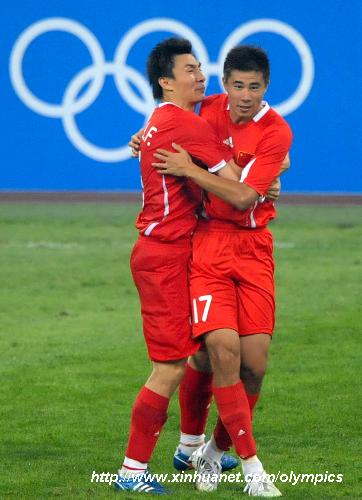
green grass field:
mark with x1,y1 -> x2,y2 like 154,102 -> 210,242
0,203 -> 361,499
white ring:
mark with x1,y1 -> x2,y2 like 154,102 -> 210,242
62,62 -> 150,162
9,16 -> 315,162
9,17 -> 106,118
218,19 -> 315,116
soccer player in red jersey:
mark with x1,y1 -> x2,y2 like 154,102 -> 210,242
153,45 -> 292,496
115,38 -> 254,494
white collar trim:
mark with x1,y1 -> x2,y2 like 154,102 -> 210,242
158,101 -> 183,109
253,101 -> 270,122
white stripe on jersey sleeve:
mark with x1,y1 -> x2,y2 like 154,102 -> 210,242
239,158 -> 256,183
143,175 -> 169,236
208,159 -> 227,173
140,175 -> 145,209
162,175 -> 169,216
250,200 -> 258,228
144,222 -> 159,236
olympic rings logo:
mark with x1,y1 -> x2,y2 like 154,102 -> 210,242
9,17 -> 314,163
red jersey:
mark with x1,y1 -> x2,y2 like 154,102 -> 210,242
136,102 -> 232,241
200,94 -> 293,228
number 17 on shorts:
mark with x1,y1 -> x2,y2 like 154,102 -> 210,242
192,295 -> 213,324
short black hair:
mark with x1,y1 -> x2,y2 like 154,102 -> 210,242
223,45 -> 270,84
147,37 -> 193,99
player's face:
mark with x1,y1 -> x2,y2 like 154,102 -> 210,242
223,70 -> 268,124
165,54 -> 206,108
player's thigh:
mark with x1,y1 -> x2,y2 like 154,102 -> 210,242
236,282 -> 275,336
131,238 -> 198,361
190,230 -> 238,337
190,270 -> 238,338
235,231 -> 275,336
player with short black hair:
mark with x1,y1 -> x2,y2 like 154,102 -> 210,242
223,45 -> 270,84
147,37 -> 193,99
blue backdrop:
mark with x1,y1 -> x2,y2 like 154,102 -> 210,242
1,0 -> 361,193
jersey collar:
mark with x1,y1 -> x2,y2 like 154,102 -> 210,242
253,101 -> 270,122
158,101 -> 183,109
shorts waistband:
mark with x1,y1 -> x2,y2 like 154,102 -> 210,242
196,219 -> 267,233
138,234 -> 192,247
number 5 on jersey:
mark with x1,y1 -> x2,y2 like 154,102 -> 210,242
192,295 -> 213,324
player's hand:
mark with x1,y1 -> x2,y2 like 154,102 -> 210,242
152,143 -> 195,177
265,177 -> 281,201
128,128 -> 144,157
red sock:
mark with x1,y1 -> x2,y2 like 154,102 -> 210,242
213,390 -> 260,450
213,382 -> 256,459
179,364 -> 213,435
246,392 -> 260,418
213,416 -> 232,451
125,386 -> 169,463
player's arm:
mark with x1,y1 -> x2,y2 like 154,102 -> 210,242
153,144 -> 259,211
216,151 -> 287,203
280,152 -> 290,174
212,151 -> 286,202
265,177 -> 280,201
262,152 -> 290,201
216,158 -> 241,180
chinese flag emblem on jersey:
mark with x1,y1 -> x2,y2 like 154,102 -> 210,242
237,150 -> 254,168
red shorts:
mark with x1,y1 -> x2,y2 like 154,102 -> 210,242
130,235 -> 200,362
190,222 -> 275,338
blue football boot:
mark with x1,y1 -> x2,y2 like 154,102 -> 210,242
115,472 -> 168,494
173,445 -> 238,472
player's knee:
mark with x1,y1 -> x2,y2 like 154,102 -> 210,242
240,363 -> 267,391
189,350 -> 212,373
151,359 -> 187,388
205,330 -> 240,374
172,362 -> 187,383
163,361 -> 186,384
207,343 -> 239,371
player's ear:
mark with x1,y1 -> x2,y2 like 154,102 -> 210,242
159,76 -> 174,93
222,76 -> 228,92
